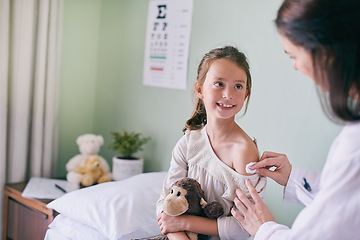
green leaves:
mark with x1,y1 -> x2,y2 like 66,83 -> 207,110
109,131 -> 151,159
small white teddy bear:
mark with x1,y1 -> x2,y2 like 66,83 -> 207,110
66,134 -> 111,185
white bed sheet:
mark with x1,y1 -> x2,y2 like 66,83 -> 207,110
45,214 -> 107,240
45,172 -> 166,240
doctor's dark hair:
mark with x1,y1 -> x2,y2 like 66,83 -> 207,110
275,0 -> 360,122
183,46 -> 252,133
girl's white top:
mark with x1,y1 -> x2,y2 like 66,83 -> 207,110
255,121 -> 360,240
156,126 -> 266,240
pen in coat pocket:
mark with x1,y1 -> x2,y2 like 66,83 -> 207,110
303,178 -> 312,192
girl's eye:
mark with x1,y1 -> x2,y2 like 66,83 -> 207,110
214,82 -> 224,87
235,84 -> 243,90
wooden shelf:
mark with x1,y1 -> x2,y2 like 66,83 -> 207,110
3,182 -> 56,240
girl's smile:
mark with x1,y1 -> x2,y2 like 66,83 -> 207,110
196,58 -> 248,121
216,103 -> 235,108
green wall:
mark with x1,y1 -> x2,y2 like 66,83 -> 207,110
58,0 -> 101,172
58,0 -> 342,227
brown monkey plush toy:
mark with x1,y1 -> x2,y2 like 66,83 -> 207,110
145,178 -> 224,240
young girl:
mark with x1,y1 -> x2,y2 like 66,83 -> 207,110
156,46 -> 266,240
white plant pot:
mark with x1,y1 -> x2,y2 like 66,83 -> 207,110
112,156 -> 144,181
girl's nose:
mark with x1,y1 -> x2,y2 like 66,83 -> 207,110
222,89 -> 233,99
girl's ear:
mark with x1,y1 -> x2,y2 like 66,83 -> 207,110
245,89 -> 249,100
195,81 -> 203,99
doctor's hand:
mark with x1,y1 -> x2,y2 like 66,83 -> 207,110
231,180 -> 276,237
251,151 -> 292,186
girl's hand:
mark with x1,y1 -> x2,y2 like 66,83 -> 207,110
157,212 -> 184,235
251,151 -> 292,186
231,180 -> 276,236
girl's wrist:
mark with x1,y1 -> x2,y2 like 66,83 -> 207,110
180,215 -> 191,231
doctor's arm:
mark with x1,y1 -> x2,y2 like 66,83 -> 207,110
252,151 -> 320,205
231,180 -> 276,236
251,151 -> 292,186
233,153 -> 357,239
230,151 -> 302,237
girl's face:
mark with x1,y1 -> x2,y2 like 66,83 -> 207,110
196,59 -> 248,121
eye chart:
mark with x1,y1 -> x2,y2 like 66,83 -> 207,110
143,0 -> 193,90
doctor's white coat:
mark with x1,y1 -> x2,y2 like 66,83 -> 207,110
255,121 -> 360,240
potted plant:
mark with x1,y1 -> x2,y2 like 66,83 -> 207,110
109,130 -> 151,181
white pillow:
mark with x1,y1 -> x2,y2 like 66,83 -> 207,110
47,172 -> 167,240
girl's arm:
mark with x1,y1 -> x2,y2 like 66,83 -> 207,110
158,212 -> 218,237
166,232 -> 190,240
182,215 -> 218,236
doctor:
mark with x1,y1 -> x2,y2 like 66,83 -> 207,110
231,0 -> 360,239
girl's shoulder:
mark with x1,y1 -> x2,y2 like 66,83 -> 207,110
184,127 -> 205,139
230,128 -> 259,175
176,127 -> 205,149
227,126 -> 257,149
